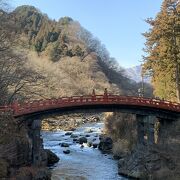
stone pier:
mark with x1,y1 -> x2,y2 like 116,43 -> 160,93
136,114 -> 156,145
30,119 -> 42,166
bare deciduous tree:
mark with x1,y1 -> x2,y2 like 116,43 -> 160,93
0,2 -> 43,104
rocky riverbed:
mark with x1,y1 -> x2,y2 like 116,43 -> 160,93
42,122 -> 127,180
41,113 -> 101,131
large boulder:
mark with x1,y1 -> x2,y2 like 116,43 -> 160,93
78,137 -> 87,144
45,149 -> 59,165
98,135 -> 113,153
117,146 -> 179,179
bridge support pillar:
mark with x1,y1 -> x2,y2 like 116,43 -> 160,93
31,119 -> 42,166
136,115 -> 156,145
156,119 -> 170,145
137,114 -> 145,145
146,115 -> 156,145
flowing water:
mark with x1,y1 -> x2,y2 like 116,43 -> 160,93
42,122 -> 127,180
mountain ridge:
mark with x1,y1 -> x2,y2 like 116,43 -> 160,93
1,5 -> 153,100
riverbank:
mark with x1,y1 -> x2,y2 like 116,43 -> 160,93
104,112 -> 180,179
42,113 -> 101,131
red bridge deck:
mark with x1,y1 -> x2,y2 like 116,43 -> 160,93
0,94 -> 180,117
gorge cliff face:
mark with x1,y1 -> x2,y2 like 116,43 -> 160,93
0,113 -> 58,179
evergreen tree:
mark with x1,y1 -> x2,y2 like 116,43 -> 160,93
143,0 -> 180,101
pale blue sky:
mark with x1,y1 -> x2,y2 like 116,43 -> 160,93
11,0 -> 163,68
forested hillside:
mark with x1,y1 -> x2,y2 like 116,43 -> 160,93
0,5 -> 152,103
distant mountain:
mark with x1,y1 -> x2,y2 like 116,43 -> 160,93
125,65 -> 151,83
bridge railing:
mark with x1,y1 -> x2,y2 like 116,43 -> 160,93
0,105 -> 13,114
1,94 -> 180,116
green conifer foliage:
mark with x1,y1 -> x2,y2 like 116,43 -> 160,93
143,0 -> 180,101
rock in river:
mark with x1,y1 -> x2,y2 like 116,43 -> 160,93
98,135 -> 113,153
93,143 -> 98,148
87,142 -> 92,147
45,149 -> 59,165
65,132 -> 72,136
70,134 -> 79,138
79,137 -> 88,144
61,143 -> 70,147
63,150 -> 70,154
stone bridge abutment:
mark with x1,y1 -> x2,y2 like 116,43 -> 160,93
136,114 -> 177,146
22,118 -> 46,166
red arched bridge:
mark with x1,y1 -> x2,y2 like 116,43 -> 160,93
0,93 -> 180,119
1,91 -> 179,166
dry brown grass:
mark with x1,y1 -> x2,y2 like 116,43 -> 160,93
112,139 -> 130,157
104,112 -> 137,153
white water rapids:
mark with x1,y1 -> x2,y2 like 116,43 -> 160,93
42,122 -> 127,180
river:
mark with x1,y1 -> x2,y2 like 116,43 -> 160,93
42,122 -> 127,180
